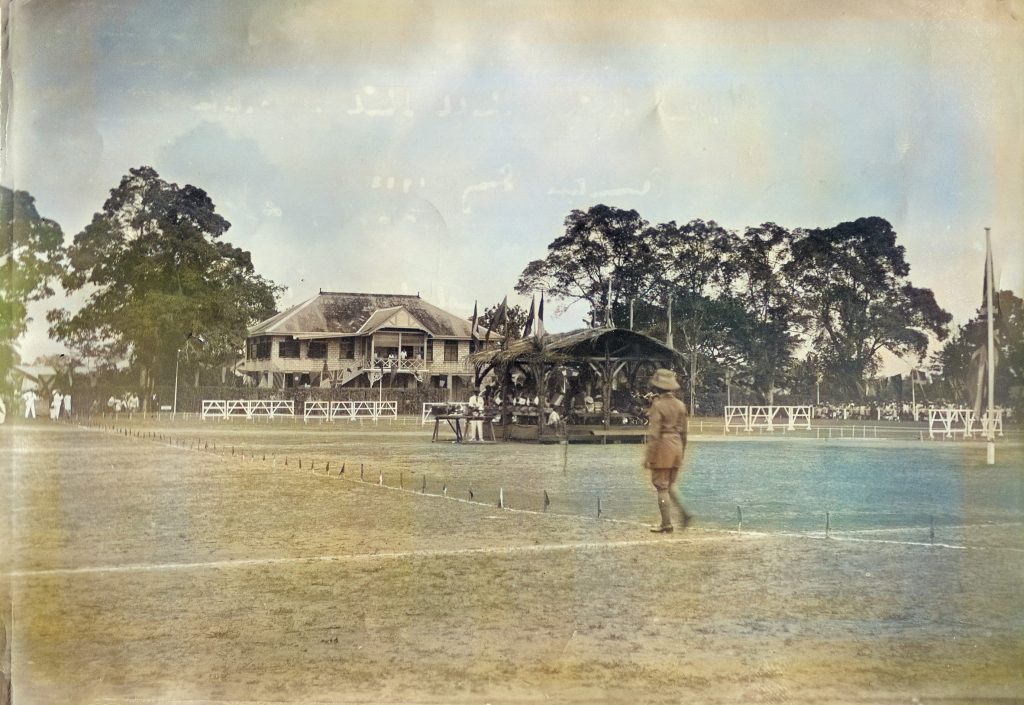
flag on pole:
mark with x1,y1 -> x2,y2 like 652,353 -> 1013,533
537,291 -> 545,339
971,231 -> 999,419
470,300 -> 478,340
523,296 -> 535,337
485,296 -> 507,345
980,241 -> 1000,319
606,276 -> 614,328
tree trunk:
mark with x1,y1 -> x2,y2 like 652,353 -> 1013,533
689,353 -> 697,414
139,364 -> 151,413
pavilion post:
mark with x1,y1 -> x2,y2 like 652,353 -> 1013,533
602,347 -> 612,432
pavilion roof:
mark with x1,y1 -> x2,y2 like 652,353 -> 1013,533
468,327 -> 681,367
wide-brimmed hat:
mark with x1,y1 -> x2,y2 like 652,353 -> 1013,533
649,368 -> 680,391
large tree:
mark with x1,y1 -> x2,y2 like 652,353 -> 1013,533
515,204 -> 657,326
934,290 -> 1023,410
0,187 -> 65,378
727,223 -> 804,403
786,217 -> 951,399
649,219 -> 738,411
49,166 -> 283,406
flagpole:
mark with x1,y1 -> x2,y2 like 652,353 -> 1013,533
985,227 -> 995,465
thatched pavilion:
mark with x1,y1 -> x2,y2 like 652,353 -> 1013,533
468,327 -> 682,443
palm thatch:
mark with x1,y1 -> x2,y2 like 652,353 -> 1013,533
468,327 -> 680,367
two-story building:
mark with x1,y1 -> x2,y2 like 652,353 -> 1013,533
240,291 -> 493,393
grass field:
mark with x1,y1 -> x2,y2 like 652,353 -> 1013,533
2,418 -> 1023,704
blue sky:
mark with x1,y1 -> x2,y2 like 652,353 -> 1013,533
6,0 -> 1023,369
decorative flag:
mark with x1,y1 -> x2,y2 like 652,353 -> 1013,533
470,300 -> 478,340
970,233 -> 999,418
537,292 -> 545,339
523,296 -> 535,337
889,373 -> 903,399
500,299 -> 509,348
485,296 -> 507,345
606,276 -> 614,328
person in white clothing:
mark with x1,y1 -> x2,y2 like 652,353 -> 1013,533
466,389 -> 485,442
21,389 -> 37,419
0,396 -> 6,424
50,391 -> 63,421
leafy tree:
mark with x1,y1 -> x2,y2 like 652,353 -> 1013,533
649,219 -> 738,411
934,290 -> 1023,410
49,166 -> 283,408
727,223 -> 804,403
515,205 -> 657,326
0,187 -> 64,379
786,217 -> 951,399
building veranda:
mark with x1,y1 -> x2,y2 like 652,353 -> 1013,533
240,291 -> 492,395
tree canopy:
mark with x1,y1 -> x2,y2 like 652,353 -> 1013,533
786,217 -> 952,398
517,208 -> 951,404
0,187 -> 65,377
49,166 -> 283,401
515,205 -> 657,326
934,289 -> 1022,408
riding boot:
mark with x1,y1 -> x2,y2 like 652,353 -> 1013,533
652,490 -> 673,531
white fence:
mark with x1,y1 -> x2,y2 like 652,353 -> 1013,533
928,408 -> 1004,439
421,402 -> 468,424
723,405 -> 813,432
303,400 -> 398,421
200,399 -> 397,421
201,399 -> 295,420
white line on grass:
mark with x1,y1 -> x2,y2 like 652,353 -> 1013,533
16,527 -> 1021,580
8,536 -> 710,578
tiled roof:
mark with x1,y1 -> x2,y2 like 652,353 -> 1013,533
249,292 -> 476,338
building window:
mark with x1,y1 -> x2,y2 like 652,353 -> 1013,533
444,340 -> 459,362
247,337 -> 272,360
339,338 -> 355,359
308,340 -> 327,359
279,340 -> 300,358
426,340 -> 433,362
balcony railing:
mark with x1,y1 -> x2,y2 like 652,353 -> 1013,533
366,356 -> 427,373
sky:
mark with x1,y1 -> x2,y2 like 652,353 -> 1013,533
4,0 -> 1023,372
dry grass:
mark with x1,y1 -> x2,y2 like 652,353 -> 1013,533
2,422 -> 1022,704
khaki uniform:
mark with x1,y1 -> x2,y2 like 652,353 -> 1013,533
645,393 -> 688,469
644,392 -> 691,530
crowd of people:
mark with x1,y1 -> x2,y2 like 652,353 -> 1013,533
105,392 -> 142,414
464,378 -> 651,433
0,388 -> 73,423
812,400 -> 1012,422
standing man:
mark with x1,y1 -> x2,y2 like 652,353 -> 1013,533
466,388 -> 485,442
644,369 -> 693,533
21,388 -> 37,419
